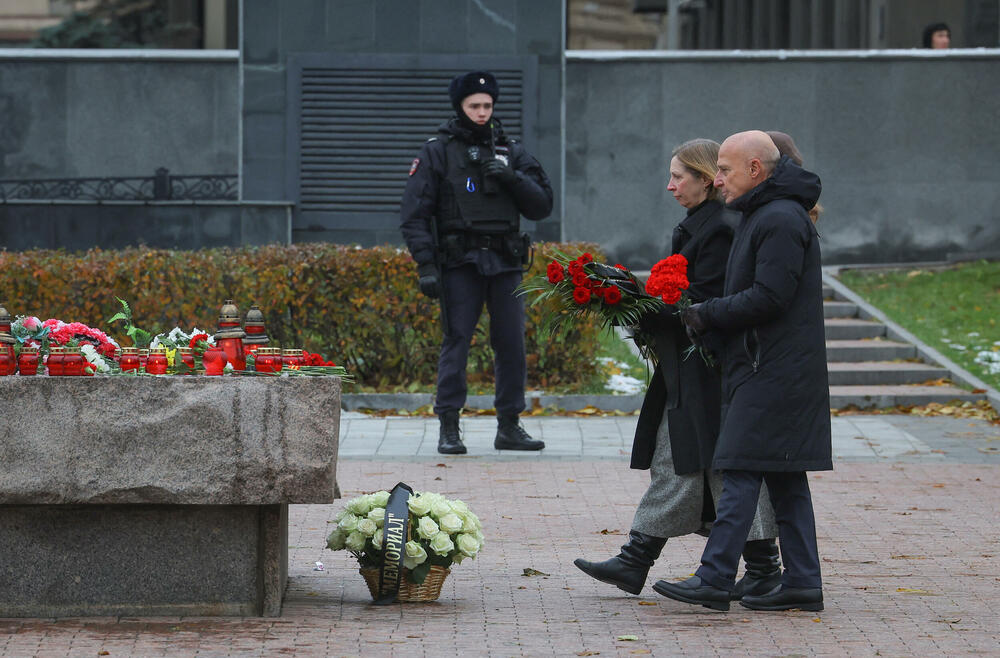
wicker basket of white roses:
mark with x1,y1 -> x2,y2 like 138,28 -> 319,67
326,489 -> 484,602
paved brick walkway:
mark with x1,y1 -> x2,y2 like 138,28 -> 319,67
2,416 -> 998,657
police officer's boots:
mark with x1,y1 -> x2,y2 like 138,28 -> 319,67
731,538 -> 782,600
494,414 -> 545,451
573,530 -> 667,595
437,410 -> 466,455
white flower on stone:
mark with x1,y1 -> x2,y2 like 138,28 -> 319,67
79,343 -> 110,373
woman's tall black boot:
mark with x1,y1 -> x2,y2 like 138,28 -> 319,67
574,530 -> 667,595
731,538 -> 782,600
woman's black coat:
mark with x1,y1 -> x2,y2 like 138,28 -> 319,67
699,157 -> 832,472
630,200 -> 734,474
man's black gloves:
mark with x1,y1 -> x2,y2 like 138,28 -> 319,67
681,303 -> 708,345
417,263 -> 441,299
482,158 -> 517,186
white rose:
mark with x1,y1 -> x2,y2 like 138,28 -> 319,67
367,507 -> 385,527
429,531 -> 455,557
337,513 -> 360,533
345,531 -> 367,552
449,499 -> 470,515
326,528 -> 347,551
461,513 -> 480,534
370,490 -> 391,507
372,528 -> 383,549
438,513 -> 464,535
430,500 -> 452,519
357,518 -> 378,537
416,516 -> 439,540
456,533 -> 481,557
346,495 -> 372,516
403,540 -> 428,569
408,494 -> 432,517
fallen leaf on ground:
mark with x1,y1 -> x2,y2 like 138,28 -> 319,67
522,568 -> 550,577
576,652 -> 600,656
637,601 -> 657,606
935,618 -> 961,624
599,528 -> 624,535
896,587 -> 935,594
617,635 -> 639,641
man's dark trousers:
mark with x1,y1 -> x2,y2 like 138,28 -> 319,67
696,470 -> 822,590
434,263 -> 526,417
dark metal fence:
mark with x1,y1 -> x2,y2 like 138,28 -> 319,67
0,168 -> 237,202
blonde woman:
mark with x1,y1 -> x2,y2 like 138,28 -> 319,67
575,139 -> 779,600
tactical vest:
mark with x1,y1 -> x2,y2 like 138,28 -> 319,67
438,137 -> 521,235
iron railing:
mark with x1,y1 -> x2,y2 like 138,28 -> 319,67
0,168 -> 237,201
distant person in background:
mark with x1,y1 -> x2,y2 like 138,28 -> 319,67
766,131 -> 821,224
922,22 -> 951,48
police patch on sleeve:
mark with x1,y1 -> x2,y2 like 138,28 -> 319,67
409,158 -> 420,176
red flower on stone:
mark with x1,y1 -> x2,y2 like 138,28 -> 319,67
572,286 -> 591,305
578,252 -> 594,264
189,333 -> 210,349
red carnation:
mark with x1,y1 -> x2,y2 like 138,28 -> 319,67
546,261 -> 565,284
189,333 -> 210,349
613,264 -> 627,271
568,260 -> 584,276
604,287 -> 623,304
572,286 -> 591,305
661,288 -> 682,305
579,252 -> 594,264
572,271 -> 590,288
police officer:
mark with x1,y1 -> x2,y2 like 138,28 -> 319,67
400,71 -> 553,455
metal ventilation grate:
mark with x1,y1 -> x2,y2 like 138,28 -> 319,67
298,68 -> 524,214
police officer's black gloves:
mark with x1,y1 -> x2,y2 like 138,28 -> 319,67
482,158 -> 517,187
681,303 -> 708,345
417,263 -> 441,299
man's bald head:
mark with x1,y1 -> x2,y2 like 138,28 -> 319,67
714,130 -> 782,204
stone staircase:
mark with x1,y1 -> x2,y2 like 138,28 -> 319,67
822,283 -> 984,408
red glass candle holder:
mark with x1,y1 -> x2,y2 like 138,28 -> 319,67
62,347 -> 85,376
0,351 -> 11,376
18,348 -> 40,375
147,347 -> 168,375
217,336 -> 246,371
202,345 -> 228,375
178,347 -> 195,370
47,346 -> 65,376
138,349 -> 150,371
119,347 -> 140,373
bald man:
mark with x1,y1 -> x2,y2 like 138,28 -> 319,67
652,131 -> 831,612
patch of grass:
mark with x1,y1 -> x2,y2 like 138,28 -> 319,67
838,260 -> 1000,390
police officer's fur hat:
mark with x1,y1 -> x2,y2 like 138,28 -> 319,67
449,71 -> 499,114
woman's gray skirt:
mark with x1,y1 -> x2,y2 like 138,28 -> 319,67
632,413 -> 777,540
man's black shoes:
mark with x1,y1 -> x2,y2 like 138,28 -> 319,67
652,576 -> 731,611
495,414 -> 545,451
740,587 -> 823,611
731,538 -> 783,600
437,411 -> 466,455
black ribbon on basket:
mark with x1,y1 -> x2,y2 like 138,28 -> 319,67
373,482 -> 413,605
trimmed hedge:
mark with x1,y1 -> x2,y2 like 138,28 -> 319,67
0,242 -> 603,389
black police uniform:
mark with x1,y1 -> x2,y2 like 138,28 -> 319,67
400,74 -> 553,452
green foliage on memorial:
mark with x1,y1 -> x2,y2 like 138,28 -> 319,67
0,242 -> 604,390
31,1 -> 174,49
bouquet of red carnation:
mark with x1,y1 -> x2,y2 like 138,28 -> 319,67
517,250 -> 665,336
644,254 -> 691,308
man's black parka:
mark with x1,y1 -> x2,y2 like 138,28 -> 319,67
699,156 -> 832,473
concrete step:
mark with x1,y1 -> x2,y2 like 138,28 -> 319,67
825,339 -> 917,362
827,361 -> 949,386
829,385 -> 983,408
824,301 -> 858,318
822,284 -> 834,299
824,318 -> 886,340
